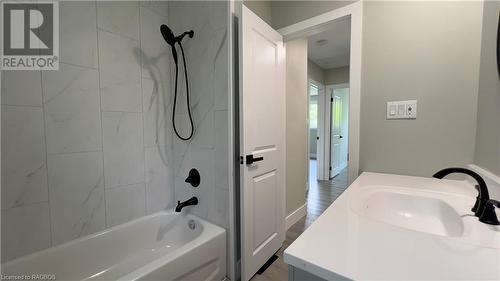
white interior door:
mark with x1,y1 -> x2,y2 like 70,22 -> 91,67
330,94 -> 342,178
240,5 -> 285,281
339,89 -> 349,171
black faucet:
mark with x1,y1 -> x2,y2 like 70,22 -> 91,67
433,167 -> 499,225
175,196 -> 198,212
433,167 -> 489,216
479,199 -> 500,225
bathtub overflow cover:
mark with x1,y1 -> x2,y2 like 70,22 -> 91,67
188,219 -> 196,230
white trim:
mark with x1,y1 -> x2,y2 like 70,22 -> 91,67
285,203 -> 307,230
228,1 -> 237,280
279,1 -> 363,185
309,79 -> 327,181
278,3 -> 358,41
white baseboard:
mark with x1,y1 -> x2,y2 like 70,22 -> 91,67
285,203 -> 307,230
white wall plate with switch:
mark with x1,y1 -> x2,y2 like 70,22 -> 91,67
386,100 -> 417,119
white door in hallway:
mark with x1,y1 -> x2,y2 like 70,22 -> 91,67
330,88 -> 349,178
240,5 -> 285,281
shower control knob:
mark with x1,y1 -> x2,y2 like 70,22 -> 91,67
185,169 -> 200,187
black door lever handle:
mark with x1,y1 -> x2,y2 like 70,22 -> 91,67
246,154 -> 264,165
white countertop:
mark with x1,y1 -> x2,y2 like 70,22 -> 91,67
284,172 -> 500,280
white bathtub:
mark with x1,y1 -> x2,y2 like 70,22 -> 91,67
1,211 -> 226,281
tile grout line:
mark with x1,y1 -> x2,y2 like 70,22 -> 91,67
1,104 -> 43,108
47,150 -> 103,156
57,61 -> 98,71
94,0 -> 108,229
97,26 -> 140,42
100,109 -> 143,114
39,67 -> 54,248
138,3 -> 148,215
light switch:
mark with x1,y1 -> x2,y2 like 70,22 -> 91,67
389,104 -> 396,116
397,104 -> 406,115
387,100 -> 417,119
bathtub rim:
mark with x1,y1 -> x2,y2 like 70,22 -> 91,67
1,210 -> 226,271
119,215 -> 226,281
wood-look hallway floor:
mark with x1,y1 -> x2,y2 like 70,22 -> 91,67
251,161 -> 349,281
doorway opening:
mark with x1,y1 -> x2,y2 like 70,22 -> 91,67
306,16 -> 351,193
238,1 -> 363,279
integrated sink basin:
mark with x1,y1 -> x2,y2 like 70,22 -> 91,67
285,172 -> 500,281
351,189 -> 464,237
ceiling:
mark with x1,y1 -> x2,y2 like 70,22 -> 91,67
307,17 -> 351,70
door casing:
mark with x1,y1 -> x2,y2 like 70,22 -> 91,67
277,2 -> 364,185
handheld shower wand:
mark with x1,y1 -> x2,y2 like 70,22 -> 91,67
160,24 -> 195,140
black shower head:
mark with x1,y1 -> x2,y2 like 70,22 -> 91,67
160,24 -> 178,64
160,24 -> 176,46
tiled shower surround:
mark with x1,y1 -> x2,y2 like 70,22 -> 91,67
1,1 -> 229,263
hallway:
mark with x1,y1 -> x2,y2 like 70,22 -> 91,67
251,161 -> 349,280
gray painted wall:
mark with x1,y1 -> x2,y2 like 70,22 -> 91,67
308,59 -> 325,84
309,128 -> 318,158
325,66 -> 349,85
286,38 -> 308,216
474,0 -> 500,175
243,0 -> 272,26
360,1 -> 483,177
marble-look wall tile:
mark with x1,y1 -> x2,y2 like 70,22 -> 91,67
42,63 -> 101,154
105,183 -> 146,227
214,29 -> 229,111
60,1 -> 98,68
98,30 -> 142,112
142,78 -> 171,148
172,141 -> 192,206
1,202 -> 51,262
214,186 -> 229,228
139,6 -> 170,82
47,152 -> 105,245
102,112 -> 145,188
191,110 -> 215,149
145,146 -> 174,213
1,71 -> 43,106
214,110 -> 229,189
1,106 -> 48,209
170,0 -> 230,230
140,1 -> 169,17
97,1 -> 140,40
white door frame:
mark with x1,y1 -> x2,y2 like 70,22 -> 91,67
278,1 -> 363,184
308,78 -> 326,181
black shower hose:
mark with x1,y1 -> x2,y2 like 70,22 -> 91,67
172,42 -> 194,140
